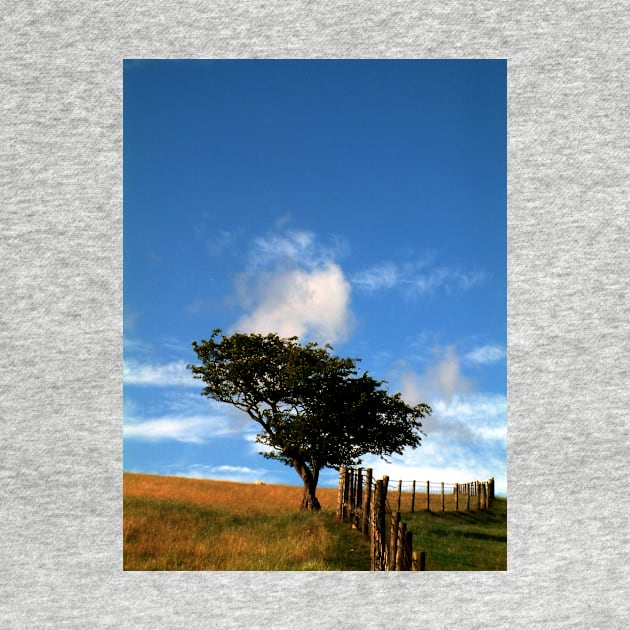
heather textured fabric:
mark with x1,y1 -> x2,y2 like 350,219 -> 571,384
2,2 -> 629,628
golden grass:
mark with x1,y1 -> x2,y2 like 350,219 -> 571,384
123,473 -> 368,571
123,472 -> 339,513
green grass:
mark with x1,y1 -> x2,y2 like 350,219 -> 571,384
401,498 -> 507,570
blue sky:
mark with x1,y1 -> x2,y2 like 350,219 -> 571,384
123,59 -> 507,495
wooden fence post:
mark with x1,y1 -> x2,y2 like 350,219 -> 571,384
396,479 -> 402,513
412,549 -> 426,570
467,484 -> 471,511
362,468 -> 372,535
370,479 -> 380,570
411,480 -> 416,513
441,482 -> 445,512
426,480 -> 430,511
455,483 -> 459,512
404,530 -> 413,571
389,512 -> 400,571
477,481 -> 481,511
349,469 -> 356,517
371,479 -> 387,571
412,550 -> 425,571
354,468 -> 363,524
343,468 -> 351,520
396,521 -> 407,571
337,467 -> 346,519
380,478 -> 388,569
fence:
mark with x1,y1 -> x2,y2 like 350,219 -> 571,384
336,467 -> 496,571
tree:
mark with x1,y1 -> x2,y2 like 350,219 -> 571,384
188,329 -> 431,510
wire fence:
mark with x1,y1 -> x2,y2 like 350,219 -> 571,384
336,467 -> 496,571
381,477 -> 495,514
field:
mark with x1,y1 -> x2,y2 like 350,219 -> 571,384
123,472 -> 506,571
399,500 -> 507,570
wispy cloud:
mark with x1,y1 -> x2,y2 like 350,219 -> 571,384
206,229 -> 237,256
351,263 -> 399,291
465,345 -> 506,364
124,384 -> 250,444
193,216 -> 241,257
400,345 -> 472,403
249,229 -> 348,270
123,360 -> 196,387
123,414 -> 239,443
351,261 -> 485,296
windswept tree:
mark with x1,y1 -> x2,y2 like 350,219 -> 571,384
188,330 -> 431,510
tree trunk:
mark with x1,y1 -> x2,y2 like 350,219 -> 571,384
294,460 -> 321,511
301,481 -> 321,511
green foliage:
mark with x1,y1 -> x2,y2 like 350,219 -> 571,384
188,330 -> 431,509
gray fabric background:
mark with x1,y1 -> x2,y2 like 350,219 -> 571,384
2,2 -> 629,628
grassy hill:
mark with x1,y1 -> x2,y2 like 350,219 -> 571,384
123,472 -> 506,571
400,499 -> 507,570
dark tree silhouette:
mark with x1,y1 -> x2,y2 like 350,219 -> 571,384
188,330 -> 430,510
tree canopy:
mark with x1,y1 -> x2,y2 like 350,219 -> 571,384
188,329 -> 431,510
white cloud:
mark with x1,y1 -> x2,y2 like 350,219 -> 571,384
123,359 -> 196,387
232,262 -> 354,344
359,389 -> 507,494
230,228 -> 354,344
465,345 -> 506,364
432,393 -> 506,423
425,393 -> 506,443
382,347 -> 507,494
123,414 -> 239,443
361,441 -> 507,496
